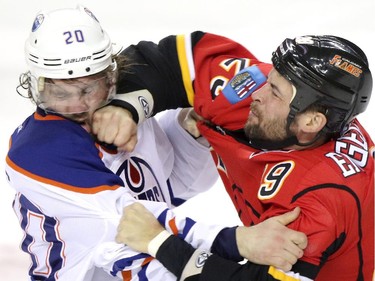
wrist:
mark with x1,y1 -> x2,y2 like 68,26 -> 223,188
212,227 -> 242,262
147,230 -> 171,257
112,89 -> 154,123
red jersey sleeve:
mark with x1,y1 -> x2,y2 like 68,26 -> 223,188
190,32 -> 272,130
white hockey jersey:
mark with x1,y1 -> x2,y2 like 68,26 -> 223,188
5,108 -> 221,281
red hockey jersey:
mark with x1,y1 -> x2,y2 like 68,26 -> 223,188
118,31 -> 375,280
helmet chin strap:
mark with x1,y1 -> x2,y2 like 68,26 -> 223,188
247,135 -> 299,150
205,118 -> 324,151
206,122 -> 301,151
247,127 -> 324,150
247,131 -> 324,150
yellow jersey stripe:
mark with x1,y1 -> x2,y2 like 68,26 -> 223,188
268,266 -> 301,281
176,34 -> 195,106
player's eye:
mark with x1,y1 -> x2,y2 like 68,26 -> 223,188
54,90 -> 71,99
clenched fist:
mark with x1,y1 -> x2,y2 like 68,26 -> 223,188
92,105 -> 138,152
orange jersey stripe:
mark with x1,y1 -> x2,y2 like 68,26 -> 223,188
6,155 -> 121,194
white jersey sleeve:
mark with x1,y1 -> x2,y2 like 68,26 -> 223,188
155,109 -> 218,205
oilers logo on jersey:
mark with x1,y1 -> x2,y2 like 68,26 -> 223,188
115,156 -> 167,202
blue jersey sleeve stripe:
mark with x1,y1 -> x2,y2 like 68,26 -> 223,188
6,155 -> 121,194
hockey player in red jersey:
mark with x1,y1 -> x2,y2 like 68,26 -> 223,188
114,32 -> 374,280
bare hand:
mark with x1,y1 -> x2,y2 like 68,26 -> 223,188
236,207 -> 307,272
92,106 -> 138,152
116,202 -> 164,253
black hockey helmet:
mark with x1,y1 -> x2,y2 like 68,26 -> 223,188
272,35 -> 372,134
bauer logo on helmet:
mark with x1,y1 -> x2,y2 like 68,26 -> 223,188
64,56 -> 92,64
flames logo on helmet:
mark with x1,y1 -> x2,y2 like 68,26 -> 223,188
329,55 -> 363,78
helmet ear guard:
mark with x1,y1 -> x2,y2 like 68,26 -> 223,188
272,35 -> 372,134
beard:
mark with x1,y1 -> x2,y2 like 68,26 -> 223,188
244,104 -> 293,142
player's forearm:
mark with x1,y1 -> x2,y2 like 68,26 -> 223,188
154,234 -> 248,281
110,89 -> 154,124
113,43 -> 190,122
158,108 -> 216,204
156,236 -> 313,281
149,227 -> 241,272
155,234 -> 197,278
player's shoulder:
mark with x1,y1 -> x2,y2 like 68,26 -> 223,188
25,112 -> 93,149
8,111 -> 100,173
285,140 -> 371,195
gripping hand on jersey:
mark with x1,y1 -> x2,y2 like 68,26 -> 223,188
92,105 -> 138,152
116,202 -> 165,254
236,207 -> 307,271
116,203 -> 307,272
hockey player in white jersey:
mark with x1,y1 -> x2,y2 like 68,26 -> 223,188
5,5 -> 307,281
6,5 -> 221,280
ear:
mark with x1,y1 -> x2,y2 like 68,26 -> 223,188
302,112 -> 327,133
